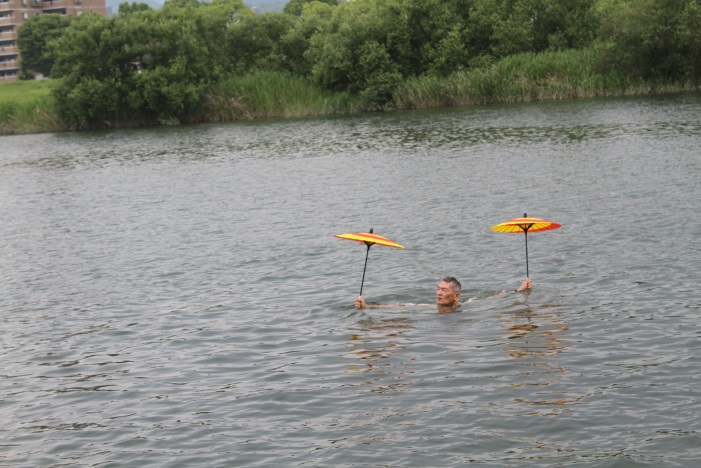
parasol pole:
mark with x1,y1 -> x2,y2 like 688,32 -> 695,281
335,227 -> 403,297
524,230 -> 529,278
359,242 -> 372,297
491,213 -> 560,280
358,228 -> 375,297
522,213 -> 531,278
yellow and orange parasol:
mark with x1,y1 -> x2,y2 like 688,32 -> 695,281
491,213 -> 561,277
335,229 -> 404,297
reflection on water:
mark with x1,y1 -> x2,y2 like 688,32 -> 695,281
497,301 -> 584,416
500,303 -> 569,360
344,314 -> 415,393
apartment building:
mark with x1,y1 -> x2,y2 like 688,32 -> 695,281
0,0 -> 106,81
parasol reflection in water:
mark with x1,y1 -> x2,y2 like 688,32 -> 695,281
344,314 -> 416,394
496,301 -> 589,417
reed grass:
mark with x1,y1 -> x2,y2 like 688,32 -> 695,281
200,71 -> 362,121
394,48 -> 697,109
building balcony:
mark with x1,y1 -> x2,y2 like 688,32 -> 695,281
0,44 -> 17,55
42,0 -> 69,7
0,67 -> 19,81
0,17 -> 18,27
0,0 -> 48,9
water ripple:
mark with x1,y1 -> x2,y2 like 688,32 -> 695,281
1,94 -> 700,466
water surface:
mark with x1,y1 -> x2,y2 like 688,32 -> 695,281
1,94 -> 700,467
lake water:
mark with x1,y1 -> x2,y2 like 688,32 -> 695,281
1,94 -> 700,467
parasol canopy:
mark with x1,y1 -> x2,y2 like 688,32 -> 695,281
334,231 -> 405,249
335,229 -> 404,297
491,213 -> 561,277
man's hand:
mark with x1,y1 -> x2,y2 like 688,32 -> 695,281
515,278 -> 532,292
355,296 -> 368,308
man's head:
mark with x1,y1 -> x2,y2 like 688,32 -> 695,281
436,277 -> 461,307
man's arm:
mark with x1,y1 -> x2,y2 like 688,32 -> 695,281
462,278 -> 532,303
354,296 -> 402,309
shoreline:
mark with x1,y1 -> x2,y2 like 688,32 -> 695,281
1,81 -> 698,137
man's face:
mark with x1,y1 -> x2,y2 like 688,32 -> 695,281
436,281 -> 460,307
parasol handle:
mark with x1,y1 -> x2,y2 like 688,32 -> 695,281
523,213 -> 530,278
525,230 -> 529,278
359,242 -> 372,297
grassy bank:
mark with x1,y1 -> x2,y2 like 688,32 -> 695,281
394,48 -> 697,109
1,48 -> 697,135
0,80 -> 65,135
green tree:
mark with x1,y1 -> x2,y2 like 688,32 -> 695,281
16,13 -> 71,78
303,0 -> 482,105
162,0 -> 201,10
517,0 -> 598,51
283,0 -> 338,17
677,0 -> 701,84
49,0 -> 249,128
48,13 -> 118,127
469,0 -> 598,59
305,0 -> 433,93
306,0 -> 398,92
400,0 -> 473,75
118,2 -> 152,15
279,0 -> 336,76
226,11 -> 295,74
49,13 -> 109,79
595,0 -> 688,81
304,0 -> 481,100
356,40 -> 402,109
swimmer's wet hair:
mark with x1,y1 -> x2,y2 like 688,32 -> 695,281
441,277 -> 461,292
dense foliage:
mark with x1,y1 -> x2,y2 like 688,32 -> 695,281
16,14 -> 71,78
17,0 -> 701,129
595,0 -> 701,84
283,0 -> 338,16
48,0 -> 247,127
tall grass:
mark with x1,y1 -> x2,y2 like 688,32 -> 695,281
394,48 -> 696,110
200,71 -> 362,121
0,80 -> 65,134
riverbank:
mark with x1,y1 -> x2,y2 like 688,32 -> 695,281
1,49 -> 698,136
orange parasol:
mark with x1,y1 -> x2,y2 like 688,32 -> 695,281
491,213 -> 561,277
335,229 -> 405,297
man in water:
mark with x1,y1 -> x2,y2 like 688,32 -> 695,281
354,277 -> 532,314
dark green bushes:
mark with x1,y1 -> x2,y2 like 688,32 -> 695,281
5,0 -> 700,132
